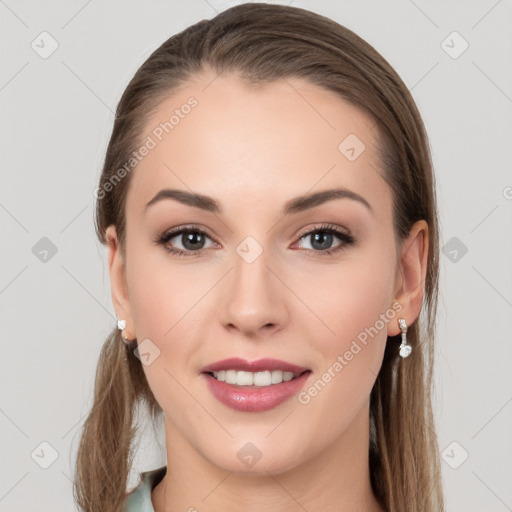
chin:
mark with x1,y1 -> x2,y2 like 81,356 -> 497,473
203,442 -> 304,476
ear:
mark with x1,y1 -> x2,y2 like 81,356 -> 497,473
387,219 -> 429,337
105,225 -> 135,340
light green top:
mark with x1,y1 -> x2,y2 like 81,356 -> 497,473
124,466 -> 167,512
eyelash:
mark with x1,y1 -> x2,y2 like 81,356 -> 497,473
154,223 -> 357,258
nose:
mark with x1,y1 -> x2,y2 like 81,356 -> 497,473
218,249 -> 290,338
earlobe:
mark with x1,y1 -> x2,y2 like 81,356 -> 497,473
105,225 -> 135,340
387,220 -> 429,337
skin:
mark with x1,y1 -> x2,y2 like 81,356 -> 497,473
106,69 -> 428,512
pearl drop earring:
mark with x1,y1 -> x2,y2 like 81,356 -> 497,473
397,318 -> 412,358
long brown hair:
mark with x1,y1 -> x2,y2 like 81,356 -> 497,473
74,4 -> 444,511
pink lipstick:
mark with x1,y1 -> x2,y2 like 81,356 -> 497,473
200,358 -> 312,412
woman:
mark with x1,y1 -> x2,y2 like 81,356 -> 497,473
74,3 -> 445,511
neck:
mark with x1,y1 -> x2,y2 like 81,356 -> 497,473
152,403 -> 385,512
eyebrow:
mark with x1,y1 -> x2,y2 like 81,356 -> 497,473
144,187 -> 373,216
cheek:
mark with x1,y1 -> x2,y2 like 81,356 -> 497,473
125,242 -> 200,339
304,241 -> 397,352
297,241 -> 396,408
125,247 -> 204,416
125,243 -> 211,397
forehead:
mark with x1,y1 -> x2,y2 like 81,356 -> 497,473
126,70 -> 389,218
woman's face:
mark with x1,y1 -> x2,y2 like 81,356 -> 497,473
108,70 -> 416,474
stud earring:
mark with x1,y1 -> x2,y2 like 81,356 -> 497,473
397,318 -> 412,358
117,318 -> 134,345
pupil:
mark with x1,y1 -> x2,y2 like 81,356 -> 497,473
312,232 -> 332,250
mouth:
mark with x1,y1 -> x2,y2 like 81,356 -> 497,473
199,358 -> 313,412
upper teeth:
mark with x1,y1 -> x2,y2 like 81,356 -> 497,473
212,370 -> 297,386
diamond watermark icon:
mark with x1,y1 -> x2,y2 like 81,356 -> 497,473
32,237 -> 58,263
442,236 -> 468,263
441,31 -> 469,59
236,236 -> 263,264
134,338 -> 161,366
31,441 -> 59,469
31,31 -> 59,59
338,134 -> 366,161
237,442 -> 263,468
441,441 -> 469,469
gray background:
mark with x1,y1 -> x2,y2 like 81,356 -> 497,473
1,0 -> 511,510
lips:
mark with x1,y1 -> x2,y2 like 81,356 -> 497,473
200,357 -> 309,375
201,371 -> 312,412
200,357 -> 312,412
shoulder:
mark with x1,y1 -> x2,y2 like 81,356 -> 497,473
124,466 -> 167,512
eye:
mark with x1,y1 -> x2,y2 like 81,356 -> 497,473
293,223 -> 356,256
154,225 -> 217,257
